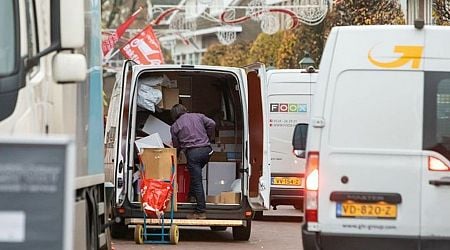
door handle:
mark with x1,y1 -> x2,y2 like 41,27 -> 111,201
429,180 -> 450,186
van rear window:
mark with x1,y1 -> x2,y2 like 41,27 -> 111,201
423,72 -> 450,160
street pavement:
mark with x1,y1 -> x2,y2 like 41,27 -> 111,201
112,205 -> 303,250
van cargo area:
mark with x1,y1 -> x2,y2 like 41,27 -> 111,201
124,69 -> 251,221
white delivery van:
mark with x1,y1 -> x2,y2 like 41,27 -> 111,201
104,61 -> 270,241
299,25 -> 450,250
266,69 -> 318,211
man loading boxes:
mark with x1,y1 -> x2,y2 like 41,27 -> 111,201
170,104 -> 215,220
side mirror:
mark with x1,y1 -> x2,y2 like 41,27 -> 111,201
292,123 -> 308,158
53,0 -> 87,83
53,54 -> 87,83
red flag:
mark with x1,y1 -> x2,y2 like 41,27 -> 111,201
102,7 -> 143,56
120,25 -> 164,65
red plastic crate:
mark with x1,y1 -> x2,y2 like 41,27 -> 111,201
177,164 -> 190,202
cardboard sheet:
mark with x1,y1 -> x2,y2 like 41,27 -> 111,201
142,115 -> 173,147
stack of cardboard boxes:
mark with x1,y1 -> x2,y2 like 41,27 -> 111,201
155,86 -> 179,110
205,126 -> 242,204
209,127 -> 242,162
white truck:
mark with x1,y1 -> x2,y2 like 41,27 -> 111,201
266,69 -> 318,211
0,1 -> 109,249
104,62 -> 271,241
298,25 -> 450,250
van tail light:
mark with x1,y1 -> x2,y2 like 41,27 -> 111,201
305,152 -> 319,223
429,156 -> 450,171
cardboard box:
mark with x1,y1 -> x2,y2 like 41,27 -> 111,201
207,195 -> 221,204
207,162 -> 236,196
220,192 -> 241,204
218,130 -> 235,137
211,143 -> 224,152
139,148 -> 177,211
223,144 -> 243,153
217,137 -> 242,144
178,151 -> 187,164
209,152 -> 228,162
227,152 -> 242,161
156,86 -> 179,110
162,87 -> 179,110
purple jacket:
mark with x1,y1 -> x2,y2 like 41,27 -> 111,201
170,113 -> 216,149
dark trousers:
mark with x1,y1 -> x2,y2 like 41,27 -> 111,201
186,146 -> 211,213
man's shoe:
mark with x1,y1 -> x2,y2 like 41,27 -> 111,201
186,212 -> 206,220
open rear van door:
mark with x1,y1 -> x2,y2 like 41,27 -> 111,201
421,71 -> 450,238
244,63 -> 271,210
114,60 -> 137,206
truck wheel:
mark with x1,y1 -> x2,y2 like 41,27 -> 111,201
134,225 -> 144,244
253,211 -> 264,220
232,220 -> 251,241
170,225 -> 179,244
111,220 -> 128,239
210,226 -> 227,231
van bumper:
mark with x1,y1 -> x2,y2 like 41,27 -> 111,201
270,187 -> 304,207
114,196 -> 253,222
302,224 -> 450,250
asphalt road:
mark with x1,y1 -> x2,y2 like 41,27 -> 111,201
112,205 -> 303,250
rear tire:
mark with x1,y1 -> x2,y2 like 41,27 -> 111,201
253,211 -> 264,220
210,226 -> 227,231
111,220 -> 129,239
232,220 -> 251,241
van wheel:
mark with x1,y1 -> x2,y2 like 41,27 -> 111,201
253,211 -> 264,220
210,226 -> 227,231
232,220 -> 251,241
111,220 -> 129,239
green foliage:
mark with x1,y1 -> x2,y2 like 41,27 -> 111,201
276,23 -> 325,69
201,44 -> 228,65
248,32 -> 285,67
433,0 -> 450,25
326,0 -> 406,27
277,0 -> 406,69
221,41 -> 253,67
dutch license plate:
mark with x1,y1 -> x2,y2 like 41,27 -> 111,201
271,177 -> 302,186
336,202 -> 397,219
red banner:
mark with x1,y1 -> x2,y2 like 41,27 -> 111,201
120,25 -> 164,65
102,7 -> 143,56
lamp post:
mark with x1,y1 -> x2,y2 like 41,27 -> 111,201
266,61 -> 276,71
299,51 -> 315,70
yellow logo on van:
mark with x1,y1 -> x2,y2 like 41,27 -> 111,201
368,45 -> 424,69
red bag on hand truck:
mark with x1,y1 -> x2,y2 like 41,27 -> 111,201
139,176 -> 174,218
